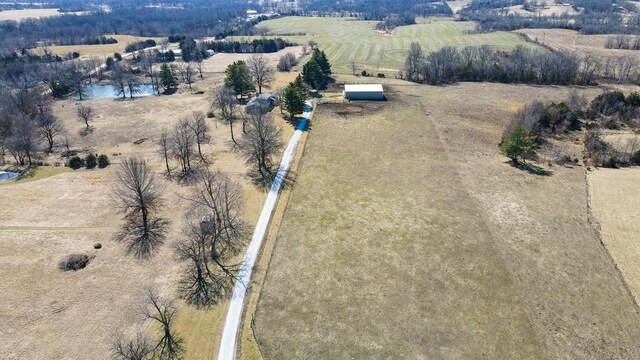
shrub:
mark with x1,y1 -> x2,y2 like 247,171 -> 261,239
631,150 -> 640,165
69,156 -> 83,169
97,154 -> 110,168
590,91 -> 625,116
603,157 -> 619,168
114,52 -> 123,61
58,254 -> 92,271
377,73 -> 385,78
94,243 -> 102,249
361,70 -> 368,77
625,92 -> 640,107
85,154 -> 97,169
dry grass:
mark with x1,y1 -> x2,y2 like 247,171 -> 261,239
0,8 -> 78,21
30,35 -> 166,59
518,28 -> 640,64
0,69 -> 298,359
254,79 -> 640,359
589,168 -> 640,304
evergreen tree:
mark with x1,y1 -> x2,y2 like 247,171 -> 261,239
313,49 -> 331,76
500,126 -> 537,164
224,60 -> 254,99
159,63 -> 178,91
302,61 -> 324,89
282,81 -> 306,119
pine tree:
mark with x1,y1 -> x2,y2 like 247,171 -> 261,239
302,61 -> 324,89
224,60 -> 254,99
283,82 -> 306,119
159,63 -> 178,91
500,126 -> 537,164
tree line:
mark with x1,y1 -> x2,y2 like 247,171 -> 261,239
205,38 -> 296,54
402,42 -> 635,86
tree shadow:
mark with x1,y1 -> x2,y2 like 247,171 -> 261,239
507,160 -> 553,176
248,167 -> 297,191
283,115 -> 314,132
79,127 -> 94,136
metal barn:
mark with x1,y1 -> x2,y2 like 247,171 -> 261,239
343,84 -> 384,100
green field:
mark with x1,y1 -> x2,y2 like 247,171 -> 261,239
235,17 -> 535,73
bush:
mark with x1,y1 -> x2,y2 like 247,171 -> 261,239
590,91 -> 625,116
94,243 -> 102,249
58,254 -> 91,271
377,73 -> 385,78
361,70 -> 368,77
85,154 -> 97,169
631,150 -> 640,165
603,157 -> 619,168
114,52 -> 123,61
69,156 -> 83,169
97,154 -> 110,168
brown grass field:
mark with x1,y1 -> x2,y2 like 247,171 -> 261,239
518,28 -> 640,64
30,35 -> 167,59
589,167 -> 640,304
0,51 -> 300,359
253,78 -> 640,359
0,8 -> 83,22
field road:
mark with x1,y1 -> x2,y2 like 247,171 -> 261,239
217,101 -> 313,360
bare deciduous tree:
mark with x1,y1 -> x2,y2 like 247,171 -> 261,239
404,42 -> 423,82
76,105 -> 95,133
247,54 -> 275,94
111,331 -> 154,360
171,119 -> 195,176
210,86 -> 238,145
186,111 -> 210,162
6,113 -> 38,166
36,112 -> 63,153
141,288 -> 184,360
113,158 -> 168,258
239,112 -> 283,180
175,170 -> 246,306
110,62 -> 128,100
157,128 -> 173,177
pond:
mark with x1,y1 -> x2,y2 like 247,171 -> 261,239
0,171 -> 18,182
74,84 -> 157,100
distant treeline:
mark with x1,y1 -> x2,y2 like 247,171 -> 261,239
205,38 -> 296,53
124,39 -> 157,53
0,0 -> 258,55
297,0 -> 451,20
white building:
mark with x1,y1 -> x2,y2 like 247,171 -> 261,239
343,84 -> 385,100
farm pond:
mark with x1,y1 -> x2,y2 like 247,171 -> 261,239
0,172 -> 18,182
73,84 -> 157,100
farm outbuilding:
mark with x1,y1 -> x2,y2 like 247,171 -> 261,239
343,84 -> 384,100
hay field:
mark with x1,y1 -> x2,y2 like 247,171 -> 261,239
234,17 -> 534,73
254,79 -> 640,359
0,68 -> 298,359
0,8 -> 66,21
518,29 -> 640,63
30,34 -> 166,59
589,168 -> 640,304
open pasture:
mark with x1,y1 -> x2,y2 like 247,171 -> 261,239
254,79 -> 640,359
234,17 -> 534,73
0,68 -> 298,360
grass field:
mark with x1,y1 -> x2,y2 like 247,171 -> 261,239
589,167 -> 640,304
30,34 -> 167,59
0,8 -> 79,22
253,79 -> 640,358
0,59 -> 298,359
236,17 -> 535,73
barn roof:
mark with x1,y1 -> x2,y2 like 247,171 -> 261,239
344,84 -> 384,92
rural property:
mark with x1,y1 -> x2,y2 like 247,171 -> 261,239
2,0 -> 640,359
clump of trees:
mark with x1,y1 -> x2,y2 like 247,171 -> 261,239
375,13 -> 416,32
277,52 -> 298,72
403,43 -> 601,86
156,112 -> 211,178
124,39 -> 157,53
302,49 -> 332,89
605,35 -> 640,50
